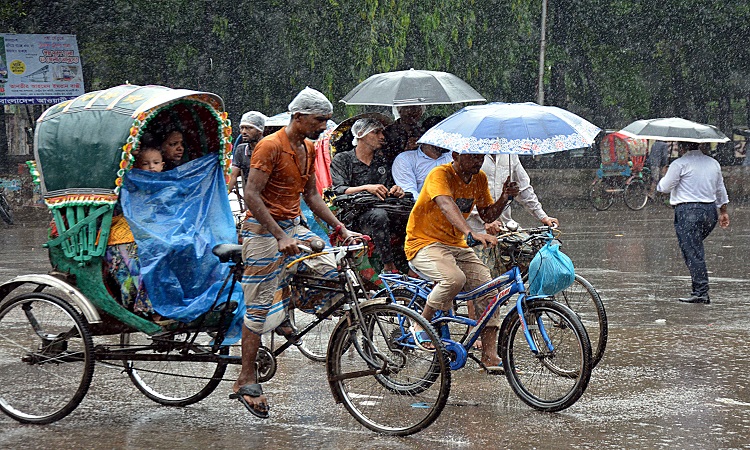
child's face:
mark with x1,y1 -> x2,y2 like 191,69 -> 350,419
136,149 -> 165,172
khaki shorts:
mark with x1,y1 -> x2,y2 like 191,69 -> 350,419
410,242 -> 501,328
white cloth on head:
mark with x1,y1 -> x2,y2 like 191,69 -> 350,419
467,154 -> 548,234
351,118 -> 384,146
240,111 -> 267,132
288,87 -> 333,116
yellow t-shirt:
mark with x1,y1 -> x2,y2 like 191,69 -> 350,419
404,163 -> 493,260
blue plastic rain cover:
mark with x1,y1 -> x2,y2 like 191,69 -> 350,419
527,240 -> 575,297
121,154 -> 245,343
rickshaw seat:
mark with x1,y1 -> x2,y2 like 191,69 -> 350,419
212,244 -> 243,264
45,204 -> 114,266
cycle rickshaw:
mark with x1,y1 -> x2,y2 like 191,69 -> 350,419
589,131 -> 650,210
0,85 -> 451,436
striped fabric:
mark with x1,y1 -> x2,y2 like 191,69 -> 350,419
240,216 -> 340,334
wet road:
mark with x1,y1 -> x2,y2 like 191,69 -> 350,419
1,202 -> 750,449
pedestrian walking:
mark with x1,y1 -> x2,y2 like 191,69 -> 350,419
657,142 -> 730,304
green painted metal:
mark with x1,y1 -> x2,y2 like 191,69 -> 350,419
48,246 -> 162,335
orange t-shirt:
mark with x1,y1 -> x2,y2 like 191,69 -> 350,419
404,163 -> 493,260
247,127 -> 316,221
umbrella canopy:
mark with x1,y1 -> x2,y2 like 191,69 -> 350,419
417,102 -> 601,155
340,69 -> 486,106
619,117 -> 730,143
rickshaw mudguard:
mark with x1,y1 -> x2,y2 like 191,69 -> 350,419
0,274 -> 101,324
47,246 -> 162,334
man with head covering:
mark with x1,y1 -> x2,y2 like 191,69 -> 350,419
232,87 -> 356,418
330,117 -> 407,274
382,105 -> 427,164
228,111 -> 267,198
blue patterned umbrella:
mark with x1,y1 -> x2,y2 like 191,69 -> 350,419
417,102 -> 601,155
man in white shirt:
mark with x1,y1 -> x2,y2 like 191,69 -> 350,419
467,154 -> 558,236
657,142 -> 730,304
392,143 -> 453,198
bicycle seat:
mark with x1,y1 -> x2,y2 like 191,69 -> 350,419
212,244 -> 243,264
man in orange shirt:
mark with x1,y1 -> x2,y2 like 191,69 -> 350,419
232,87 -> 355,418
404,152 -> 518,371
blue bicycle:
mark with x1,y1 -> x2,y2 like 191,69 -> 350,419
377,229 -> 593,412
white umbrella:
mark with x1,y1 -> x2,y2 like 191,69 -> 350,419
418,102 -> 601,155
619,117 -> 729,143
340,69 -> 486,106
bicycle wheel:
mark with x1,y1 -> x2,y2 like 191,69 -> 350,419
121,331 -> 228,406
551,274 -> 608,367
327,302 -> 450,436
289,308 -> 337,362
0,193 -> 13,225
624,178 -> 649,210
589,179 -> 614,211
499,300 -> 592,412
0,293 -> 94,424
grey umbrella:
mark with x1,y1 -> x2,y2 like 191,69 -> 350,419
340,69 -> 486,106
619,117 -> 730,143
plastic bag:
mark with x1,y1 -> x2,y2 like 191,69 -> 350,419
527,240 -> 575,297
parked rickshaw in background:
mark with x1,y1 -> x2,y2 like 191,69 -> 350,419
589,131 -> 650,210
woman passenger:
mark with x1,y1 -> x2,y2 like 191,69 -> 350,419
161,129 -> 185,170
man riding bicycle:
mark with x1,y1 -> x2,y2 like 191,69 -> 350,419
404,152 -> 519,371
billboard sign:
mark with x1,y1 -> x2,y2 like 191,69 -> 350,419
0,34 -> 85,105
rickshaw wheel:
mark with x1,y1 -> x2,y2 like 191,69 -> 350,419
624,178 -> 649,210
0,292 -> 95,424
288,308 -> 337,362
120,332 -> 228,407
589,179 -> 614,211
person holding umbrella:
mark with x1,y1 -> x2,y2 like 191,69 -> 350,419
657,142 -> 730,304
621,117 -> 732,304
404,151 -> 519,371
383,105 -> 426,163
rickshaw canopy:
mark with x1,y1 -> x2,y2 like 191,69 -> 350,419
599,131 -> 647,170
33,84 -> 232,206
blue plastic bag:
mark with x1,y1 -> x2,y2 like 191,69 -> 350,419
527,240 -> 575,297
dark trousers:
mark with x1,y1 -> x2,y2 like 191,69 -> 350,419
674,203 -> 718,297
354,208 -> 404,265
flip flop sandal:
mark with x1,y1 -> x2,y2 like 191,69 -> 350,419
479,365 -> 505,375
229,384 -> 269,419
409,325 -> 436,353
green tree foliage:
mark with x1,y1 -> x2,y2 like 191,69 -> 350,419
5,0 -> 750,134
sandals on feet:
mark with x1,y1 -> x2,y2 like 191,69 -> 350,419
229,384 -> 269,419
409,325 -> 436,353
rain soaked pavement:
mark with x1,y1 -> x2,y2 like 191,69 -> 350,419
1,201 -> 750,449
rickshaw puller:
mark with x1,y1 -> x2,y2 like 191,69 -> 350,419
233,87 -> 356,419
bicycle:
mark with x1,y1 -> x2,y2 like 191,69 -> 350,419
0,237 -> 451,436
377,230 -> 593,412
589,167 -> 651,211
0,190 -> 13,225
492,227 -> 608,368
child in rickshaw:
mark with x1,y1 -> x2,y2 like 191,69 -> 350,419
104,146 -> 164,317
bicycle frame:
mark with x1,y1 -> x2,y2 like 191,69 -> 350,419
379,264 -> 553,370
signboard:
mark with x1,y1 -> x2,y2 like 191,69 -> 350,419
0,34 -> 85,105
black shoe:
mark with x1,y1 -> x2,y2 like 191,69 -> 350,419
678,295 -> 710,304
